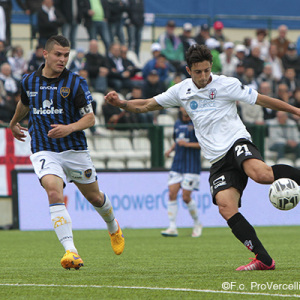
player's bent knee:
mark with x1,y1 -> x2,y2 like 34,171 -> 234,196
218,203 -> 238,220
47,190 -> 63,203
169,192 -> 177,200
218,204 -> 234,220
182,193 -> 191,203
183,198 -> 191,204
216,191 -> 239,220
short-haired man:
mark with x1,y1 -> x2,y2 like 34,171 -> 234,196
10,35 -> 125,270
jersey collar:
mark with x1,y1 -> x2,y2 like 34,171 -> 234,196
191,73 -> 213,90
35,64 -> 69,82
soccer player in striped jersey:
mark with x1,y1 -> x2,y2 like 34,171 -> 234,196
105,44 -> 300,271
161,107 -> 202,238
9,35 -> 124,270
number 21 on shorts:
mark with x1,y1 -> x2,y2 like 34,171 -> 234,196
235,144 -> 252,157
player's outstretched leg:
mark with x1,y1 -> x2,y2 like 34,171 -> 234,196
272,164 -> 300,185
60,250 -> 84,270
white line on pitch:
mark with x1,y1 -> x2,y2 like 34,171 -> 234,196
0,283 -> 300,298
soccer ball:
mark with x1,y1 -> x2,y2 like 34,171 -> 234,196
269,178 -> 300,210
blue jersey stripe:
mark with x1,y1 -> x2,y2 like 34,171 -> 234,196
171,119 -> 201,174
21,66 -> 90,153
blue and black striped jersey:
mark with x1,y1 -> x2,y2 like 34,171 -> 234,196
171,119 -> 201,174
21,64 -> 93,153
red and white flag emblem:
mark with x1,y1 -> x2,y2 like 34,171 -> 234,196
0,128 -> 32,196
209,88 -> 217,99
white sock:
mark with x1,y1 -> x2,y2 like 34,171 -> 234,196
186,199 -> 199,225
50,204 -> 77,254
93,193 -> 118,234
167,200 -> 178,229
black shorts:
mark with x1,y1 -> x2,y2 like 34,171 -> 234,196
209,138 -> 264,207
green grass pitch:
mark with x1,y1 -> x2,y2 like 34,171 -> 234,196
1,226 -> 300,299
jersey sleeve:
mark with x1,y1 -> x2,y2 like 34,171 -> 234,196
20,75 -> 29,106
74,78 -> 93,109
154,84 -> 181,108
224,77 -> 258,105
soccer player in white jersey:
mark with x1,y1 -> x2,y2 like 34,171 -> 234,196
105,44 -> 300,271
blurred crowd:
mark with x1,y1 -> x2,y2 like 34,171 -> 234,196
1,0 -> 300,160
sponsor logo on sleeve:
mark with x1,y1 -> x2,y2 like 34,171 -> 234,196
26,91 -> 38,97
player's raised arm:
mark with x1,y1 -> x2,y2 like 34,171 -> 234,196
256,93 -> 300,117
105,91 -> 164,113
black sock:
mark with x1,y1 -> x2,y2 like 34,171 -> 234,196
272,164 -> 300,185
227,213 -> 272,266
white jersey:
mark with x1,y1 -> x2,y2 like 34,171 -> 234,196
155,74 -> 258,162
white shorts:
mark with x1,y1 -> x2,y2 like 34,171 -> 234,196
168,171 -> 200,191
30,150 -> 97,185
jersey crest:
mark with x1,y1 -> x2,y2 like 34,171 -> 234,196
60,87 -> 70,98
208,88 -> 217,99
84,169 -> 92,178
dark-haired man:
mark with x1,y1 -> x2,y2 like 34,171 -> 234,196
105,44 -> 300,271
10,35 -> 125,270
